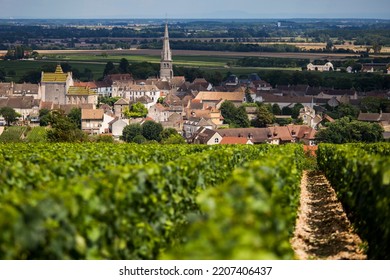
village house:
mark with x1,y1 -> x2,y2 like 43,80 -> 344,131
217,128 -> 270,144
0,96 -> 40,121
12,83 -> 42,100
66,86 -> 98,106
0,83 -> 13,97
194,91 -> 245,108
81,109 -> 104,135
113,98 -> 129,118
183,117 -> 216,139
220,137 -> 254,145
260,93 -> 313,108
123,83 -> 160,109
307,62 -> 334,72
161,112 -> 184,134
109,118 -> 129,140
148,103 -> 171,122
358,112 -> 390,132
191,127 -> 222,145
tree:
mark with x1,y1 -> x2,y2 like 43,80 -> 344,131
325,41 -> 334,51
335,104 -> 359,119
39,108 -> 51,126
251,105 -> 275,128
98,96 -> 120,107
142,121 -> 163,142
161,134 -> 186,144
123,102 -> 148,118
0,69 -> 6,82
272,103 -> 282,115
360,97 -> 382,113
161,128 -> 179,140
291,103 -> 304,119
316,117 -> 384,144
133,135 -> 147,144
0,107 -> 20,126
372,42 -> 382,54
68,107 -> 81,129
234,106 -> 250,128
220,100 -> 237,125
103,61 -> 117,77
122,123 -> 143,143
245,88 -> 254,103
46,110 -> 87,142
118,58 -> 130,74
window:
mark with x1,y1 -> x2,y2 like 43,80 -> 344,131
214,138 -> 219,143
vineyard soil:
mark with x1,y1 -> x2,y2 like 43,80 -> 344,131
291,170 -> 366,260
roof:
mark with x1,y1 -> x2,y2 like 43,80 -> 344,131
13,83 -> 39,94
269,126 -> 293,141
1,96 -> 38,109
0,83 -> 13,95
217,128 -> 270,143
193,128 -> 220,144
40,101 -> 53,110
81,109 -> 104,120
114,98 -> 129,106
41,65 -> 69,83
220,137 -> 251,144
127,84 -> 159,92
67,86 -> 96,96
74,81 -> 97,89
262,94 -> 312,104
194,91 -> 245,103
358,113 -> 381,122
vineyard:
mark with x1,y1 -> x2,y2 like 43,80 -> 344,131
0,142 -> 389,259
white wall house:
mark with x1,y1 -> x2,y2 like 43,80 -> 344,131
307,62 -> 334,72
124,84 -> 161,109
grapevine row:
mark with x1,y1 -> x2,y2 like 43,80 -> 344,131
0,144 -> 277,259
317,143 -> 390,259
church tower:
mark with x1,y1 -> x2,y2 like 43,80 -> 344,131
160,23 -> 173,81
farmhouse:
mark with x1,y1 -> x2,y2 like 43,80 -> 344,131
307,62 -> 334,72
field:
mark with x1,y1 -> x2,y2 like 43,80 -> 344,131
0,60 -> 105,82
0,142 -> 389,260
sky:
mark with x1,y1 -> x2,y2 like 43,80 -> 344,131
1,0 -> 389,19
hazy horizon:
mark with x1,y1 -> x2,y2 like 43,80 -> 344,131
1,0 -> 389,20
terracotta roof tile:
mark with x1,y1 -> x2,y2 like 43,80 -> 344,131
81,109 -> 104,120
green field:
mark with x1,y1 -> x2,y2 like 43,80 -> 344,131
45,53 -> 233,67
0,60 -> 106,82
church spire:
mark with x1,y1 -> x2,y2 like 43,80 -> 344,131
160,23 -> 173,81
162,24 -> 172,61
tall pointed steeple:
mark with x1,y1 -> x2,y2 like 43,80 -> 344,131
160,23 -> 173,81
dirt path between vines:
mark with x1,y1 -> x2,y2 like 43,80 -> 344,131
291,170 -> 366,260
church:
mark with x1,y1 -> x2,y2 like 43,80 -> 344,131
160,23 -> 173,81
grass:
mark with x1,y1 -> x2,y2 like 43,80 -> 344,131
0,60 -> 105,81
45,53 -> 231,67
0,126 -> 27,143
25,127 -> 47,143
1,51 -> 307,82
